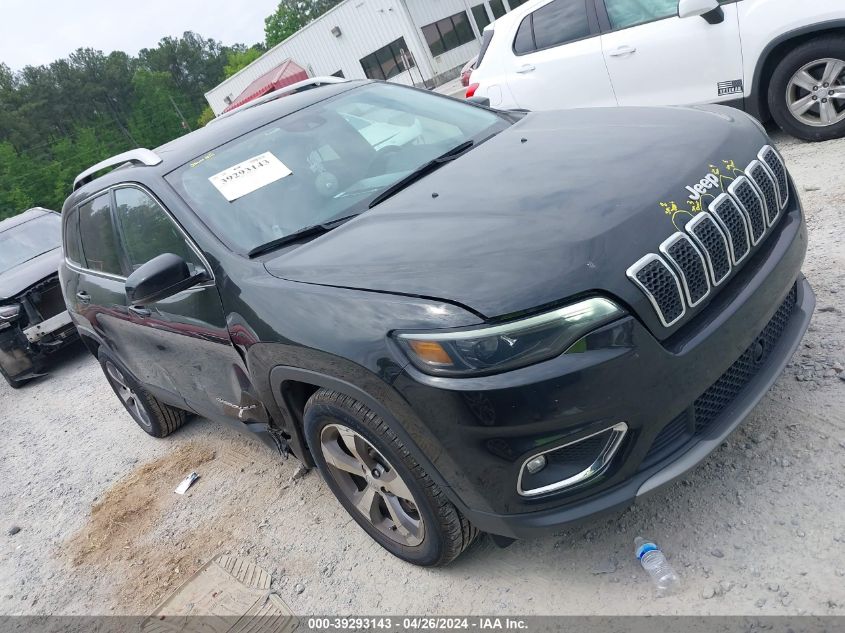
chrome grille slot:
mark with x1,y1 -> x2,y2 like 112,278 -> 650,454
626,145 -> 792,329
627,254 -> 686,327
759,145 -> 789,211
686,213 -> 731,287
747,160 -> 779,226
729,176 -> 766,243
709,194 -> 750,265
659,234 -> 710,308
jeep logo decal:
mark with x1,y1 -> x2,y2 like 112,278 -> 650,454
659,159 -> 743,230
685,173 -> 721,201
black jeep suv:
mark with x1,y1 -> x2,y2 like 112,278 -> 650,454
60,80 -> 813,566
1,208 -> 79,387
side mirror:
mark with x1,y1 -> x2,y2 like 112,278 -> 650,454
468,95 -> 491,107
678,0 -> 724,24
125,253 -> 207,305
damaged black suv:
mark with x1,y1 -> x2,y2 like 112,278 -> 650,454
60,80 -> 813,566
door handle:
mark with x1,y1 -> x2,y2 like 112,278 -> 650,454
128,305 -> 151,318
609,45 -> 637,57
76,291 -> 91,304
516,64 -> 536,74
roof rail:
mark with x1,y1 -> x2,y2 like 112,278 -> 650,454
73,148 -> 162,191
210,76 -> 349,124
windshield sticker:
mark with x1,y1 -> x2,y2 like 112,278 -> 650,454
190,152 -> 216,168
209,152 -> 292,202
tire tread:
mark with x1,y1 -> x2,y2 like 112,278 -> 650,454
307,388 -> 477,566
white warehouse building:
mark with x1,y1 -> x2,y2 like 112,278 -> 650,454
205,0 -> 529,115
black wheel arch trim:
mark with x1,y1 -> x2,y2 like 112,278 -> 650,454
749,19 -> 845,120
269,365 -> 476,518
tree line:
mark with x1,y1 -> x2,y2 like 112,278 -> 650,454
0,1 -> 343,220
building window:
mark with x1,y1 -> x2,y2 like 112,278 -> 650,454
471,4 -> 491,33
360,38 -> 415,80
490,0 -> 507,18
422,12 -> 476,57
508,0 -> 529,8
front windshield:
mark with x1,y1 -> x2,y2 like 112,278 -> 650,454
166,83 -> 509,254
0,214 -> 62,274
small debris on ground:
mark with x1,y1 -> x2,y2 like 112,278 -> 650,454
294,583 -> 305,595
8,526 -> 21,536
710,548 -> 725,558
289,464 -> 309,483
174,472 -> 200,495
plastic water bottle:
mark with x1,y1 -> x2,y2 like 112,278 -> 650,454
634,537 -> 681,596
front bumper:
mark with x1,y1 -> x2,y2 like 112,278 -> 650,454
391,201 -> 812,539
0,310 -> 77,383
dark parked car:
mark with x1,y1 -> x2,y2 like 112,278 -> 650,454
0,208 -> 79,388
60,80 -> 813,566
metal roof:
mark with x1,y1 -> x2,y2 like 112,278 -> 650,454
223,59 -> 310,113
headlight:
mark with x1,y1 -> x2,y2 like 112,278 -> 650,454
0,304 -> 21,321
394,297 -> 623,377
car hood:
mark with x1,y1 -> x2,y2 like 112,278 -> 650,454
0,248 -> 62,301
265,106 -> 768,334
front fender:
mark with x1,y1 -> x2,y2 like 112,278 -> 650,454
266,362 -> 484,517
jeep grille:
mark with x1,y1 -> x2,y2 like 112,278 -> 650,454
627,145 -> 790,329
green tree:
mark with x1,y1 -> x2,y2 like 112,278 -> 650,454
224,46 -> 266,78
128,70 -> 191,147
0,31 -> 253,219
197,106 -> 216,128
265,1 -> 344,47
265,2 -> 307,48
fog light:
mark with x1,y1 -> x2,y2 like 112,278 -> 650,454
525,455 -> 547,475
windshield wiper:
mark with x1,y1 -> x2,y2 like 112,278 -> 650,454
368,140 -> 475,209
247,214 -> 359,258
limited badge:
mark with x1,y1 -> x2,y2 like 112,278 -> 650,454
209,152 -> 292,202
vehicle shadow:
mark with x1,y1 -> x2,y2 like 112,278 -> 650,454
13,340 -> 94,390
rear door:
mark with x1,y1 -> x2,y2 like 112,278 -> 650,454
68,193 -> 134,358
599,0 -> 743,107
505,0 -> 617,110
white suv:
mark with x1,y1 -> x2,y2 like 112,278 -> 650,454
469,0 -> 845,141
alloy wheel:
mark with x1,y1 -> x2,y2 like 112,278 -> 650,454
786,57 -> 845,127
105,361 -> 152,430
319,423 -> 424,547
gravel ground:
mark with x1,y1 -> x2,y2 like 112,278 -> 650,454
0,131 -> 843,617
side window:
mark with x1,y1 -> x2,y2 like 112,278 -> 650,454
64,208 -> 85,266
513,0 -> 591,55
514,16 -> 535,55
78,194 -> 124,275
532,0 -> 591,50
113,187 -> 199,271
604,0 -> 679,30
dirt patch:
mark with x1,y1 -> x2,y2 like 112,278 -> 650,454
67,442 -> 216,568
62,440 -> 292,611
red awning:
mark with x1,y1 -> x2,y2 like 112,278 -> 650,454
223,59 -> 310,113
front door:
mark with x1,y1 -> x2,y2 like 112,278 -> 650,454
505,0 -> 617,110
600,0 -> 743,107
109,185 -> 251,422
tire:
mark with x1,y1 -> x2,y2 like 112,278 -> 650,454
768,37 -> 845,141
303,389 -> 477,566
98,350 -> 187,438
